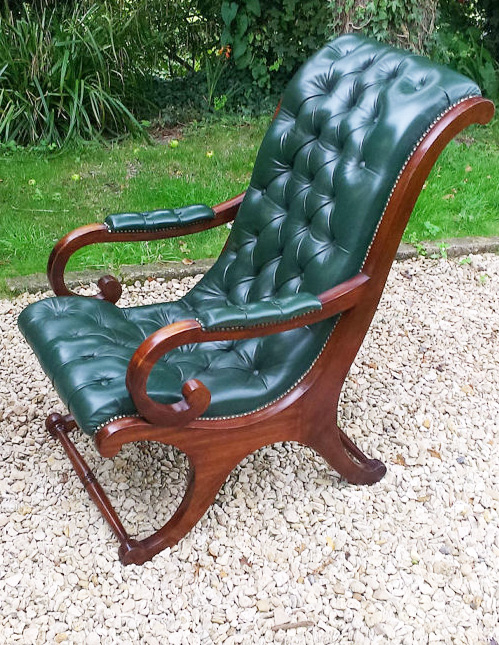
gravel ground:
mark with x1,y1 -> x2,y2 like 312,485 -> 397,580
0,254 -> 498,645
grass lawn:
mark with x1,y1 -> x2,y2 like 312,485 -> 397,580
0,113 -> 498,284
407,115 -> 499,242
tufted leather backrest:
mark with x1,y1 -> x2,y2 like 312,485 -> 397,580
188,34 -> 480,307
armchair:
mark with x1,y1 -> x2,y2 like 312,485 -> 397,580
18,34 -> 494,565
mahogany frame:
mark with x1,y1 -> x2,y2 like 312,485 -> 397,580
44,97 -> 494,565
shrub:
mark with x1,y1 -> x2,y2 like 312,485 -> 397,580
433,0 -> 499,101
214,0 -> 441,116
151,0 -> 445,125
438,0 -> 499,62
0,3 -> 145,146
219,0 -> 331,90
478,0 -> 499,62
432,26 -> 498,100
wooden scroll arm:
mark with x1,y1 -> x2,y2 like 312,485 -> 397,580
47,192 -> 245,303
125,272 -> 370,427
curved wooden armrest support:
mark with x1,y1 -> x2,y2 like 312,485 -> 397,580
48,224 -> 123,302
125,272 -> 370,426
47,193 -> 246,302
127,375 -> 211,428
125,320 -> 213,426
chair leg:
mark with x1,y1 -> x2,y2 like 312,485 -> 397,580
46,410 -> 385,564
46,413 -> 141,560
46,413 -> 237,565
306,418 -> 386,485
119,457 -> 233,565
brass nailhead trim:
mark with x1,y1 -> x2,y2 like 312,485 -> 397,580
361,96 -> 475,267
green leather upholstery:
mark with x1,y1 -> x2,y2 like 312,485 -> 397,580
19,295 -> 331,432
18,35 -> 481,435
196,292 -> 322,330
105,204 -> 214,232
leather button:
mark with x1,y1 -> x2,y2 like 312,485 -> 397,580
359,160 -> 366,169
414,78 -> 427,91
325,77 -> 337,93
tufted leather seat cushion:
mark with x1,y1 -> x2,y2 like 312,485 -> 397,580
19,295 -> 332,433
18,35 -> 480,435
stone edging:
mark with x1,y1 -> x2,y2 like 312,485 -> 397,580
5,237 -> 499,295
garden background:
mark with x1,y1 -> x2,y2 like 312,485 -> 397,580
0,0 -> 498,287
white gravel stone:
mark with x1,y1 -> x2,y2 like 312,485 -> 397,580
284,508 -> 300,524
1,256 -> 498,644
256,598 -> 271,612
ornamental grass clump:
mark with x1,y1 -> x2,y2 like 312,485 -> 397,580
0,4 -> 143,147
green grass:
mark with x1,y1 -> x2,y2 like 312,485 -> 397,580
0,114 -> 497,283
0,117 -> 269,279
406,115 -> 499,242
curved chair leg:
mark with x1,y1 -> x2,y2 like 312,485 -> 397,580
47,412 -> 237,566
119,457 -> 233,565
306,418 -> 386,485
48,408 -> 385,564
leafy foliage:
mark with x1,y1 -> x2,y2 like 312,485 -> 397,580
433,0 -> 499,101
479,0 -> 499,62
329,0 -> 438,53
433,27 -> 498,100
210,0 -> 440,119
1,0 -> 496,144
0,3 -> 147,146
220,0 -> 331,89
438,0 -> 499,62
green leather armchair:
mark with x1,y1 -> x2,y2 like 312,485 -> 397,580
18,35 -> 494,565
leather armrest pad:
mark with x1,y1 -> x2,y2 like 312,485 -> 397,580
197,293 -> 322,330
104,204 -> 215,232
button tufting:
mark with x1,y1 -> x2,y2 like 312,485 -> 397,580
324,76 -> 337,94
16,35 -> 483,434
414,77 -> 428,91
